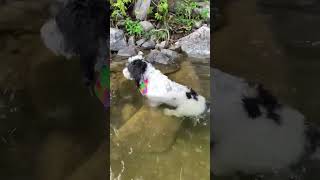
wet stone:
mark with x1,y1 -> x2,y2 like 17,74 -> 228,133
112,105 -> 183,153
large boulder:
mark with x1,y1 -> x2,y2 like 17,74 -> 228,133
177,25 -> 210,59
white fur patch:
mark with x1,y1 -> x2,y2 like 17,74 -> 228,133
128,51 -> 144,63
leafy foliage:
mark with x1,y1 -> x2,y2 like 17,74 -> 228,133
144,29 -> 169,42
110,0 -> 132,20
200,8 -> 209,20
124,18 -> 144,37
154,0 -> 169,22
170,0 -> 209,32
109,0 -> 209,41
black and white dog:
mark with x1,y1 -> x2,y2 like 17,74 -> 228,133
40,0 -> 108,89
212,68 -> 320,178
123,52 -> 208,117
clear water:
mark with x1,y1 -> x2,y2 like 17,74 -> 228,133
110,57 -> 210,180
213,0 -> 320,179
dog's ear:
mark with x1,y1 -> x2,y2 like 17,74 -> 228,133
127,60 -> 147,87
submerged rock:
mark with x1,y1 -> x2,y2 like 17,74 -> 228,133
146,49 -> 180,65
121,103 -> 138,123
113,105 -> 183,153
160,49 -> 181,60
110,28 -> 127,51
146,49 -> 171,64
177,25 -> 210,59
110,61 -> 125,72
65,142 -> 108,180
153,63 -> 180,75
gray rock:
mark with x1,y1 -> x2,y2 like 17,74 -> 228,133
177,25 -> 210,59
146,50 -> 171,65
134,0 -> 151,20
136,38 -> 146,46
110,28 -> 127,51
155,41 -> 167,49
128,36 -> 135,46
141,39 -> 156,49
139,21 -> 154,32
160,49 -> 180,60
117,45 -> 137,57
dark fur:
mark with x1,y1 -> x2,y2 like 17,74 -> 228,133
127,60 -> 148,87
242,83 -> 282,124
55,0 -> 108,87
242,97 -> 262,118
186,88 -> 199,101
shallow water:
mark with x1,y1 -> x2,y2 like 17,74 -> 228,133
110,57 -> 210,180
0,56 -> 107,179
213,0 -> 320,179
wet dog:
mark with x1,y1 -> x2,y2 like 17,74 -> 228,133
40,0 -> 108,89
122,52 -> 208,117
211,68 -> 320,177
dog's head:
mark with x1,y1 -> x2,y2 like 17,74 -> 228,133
123,52 -> 148,87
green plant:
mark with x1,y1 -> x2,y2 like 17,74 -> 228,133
200,8 -> 209,20
110,0 -> 132,20
124,18 -> 144,37
154,0 -> 169,22
175,0 -> 198,19
170,0 -> 209,32
144,29 -> 169,42
147,6 -> 154,16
